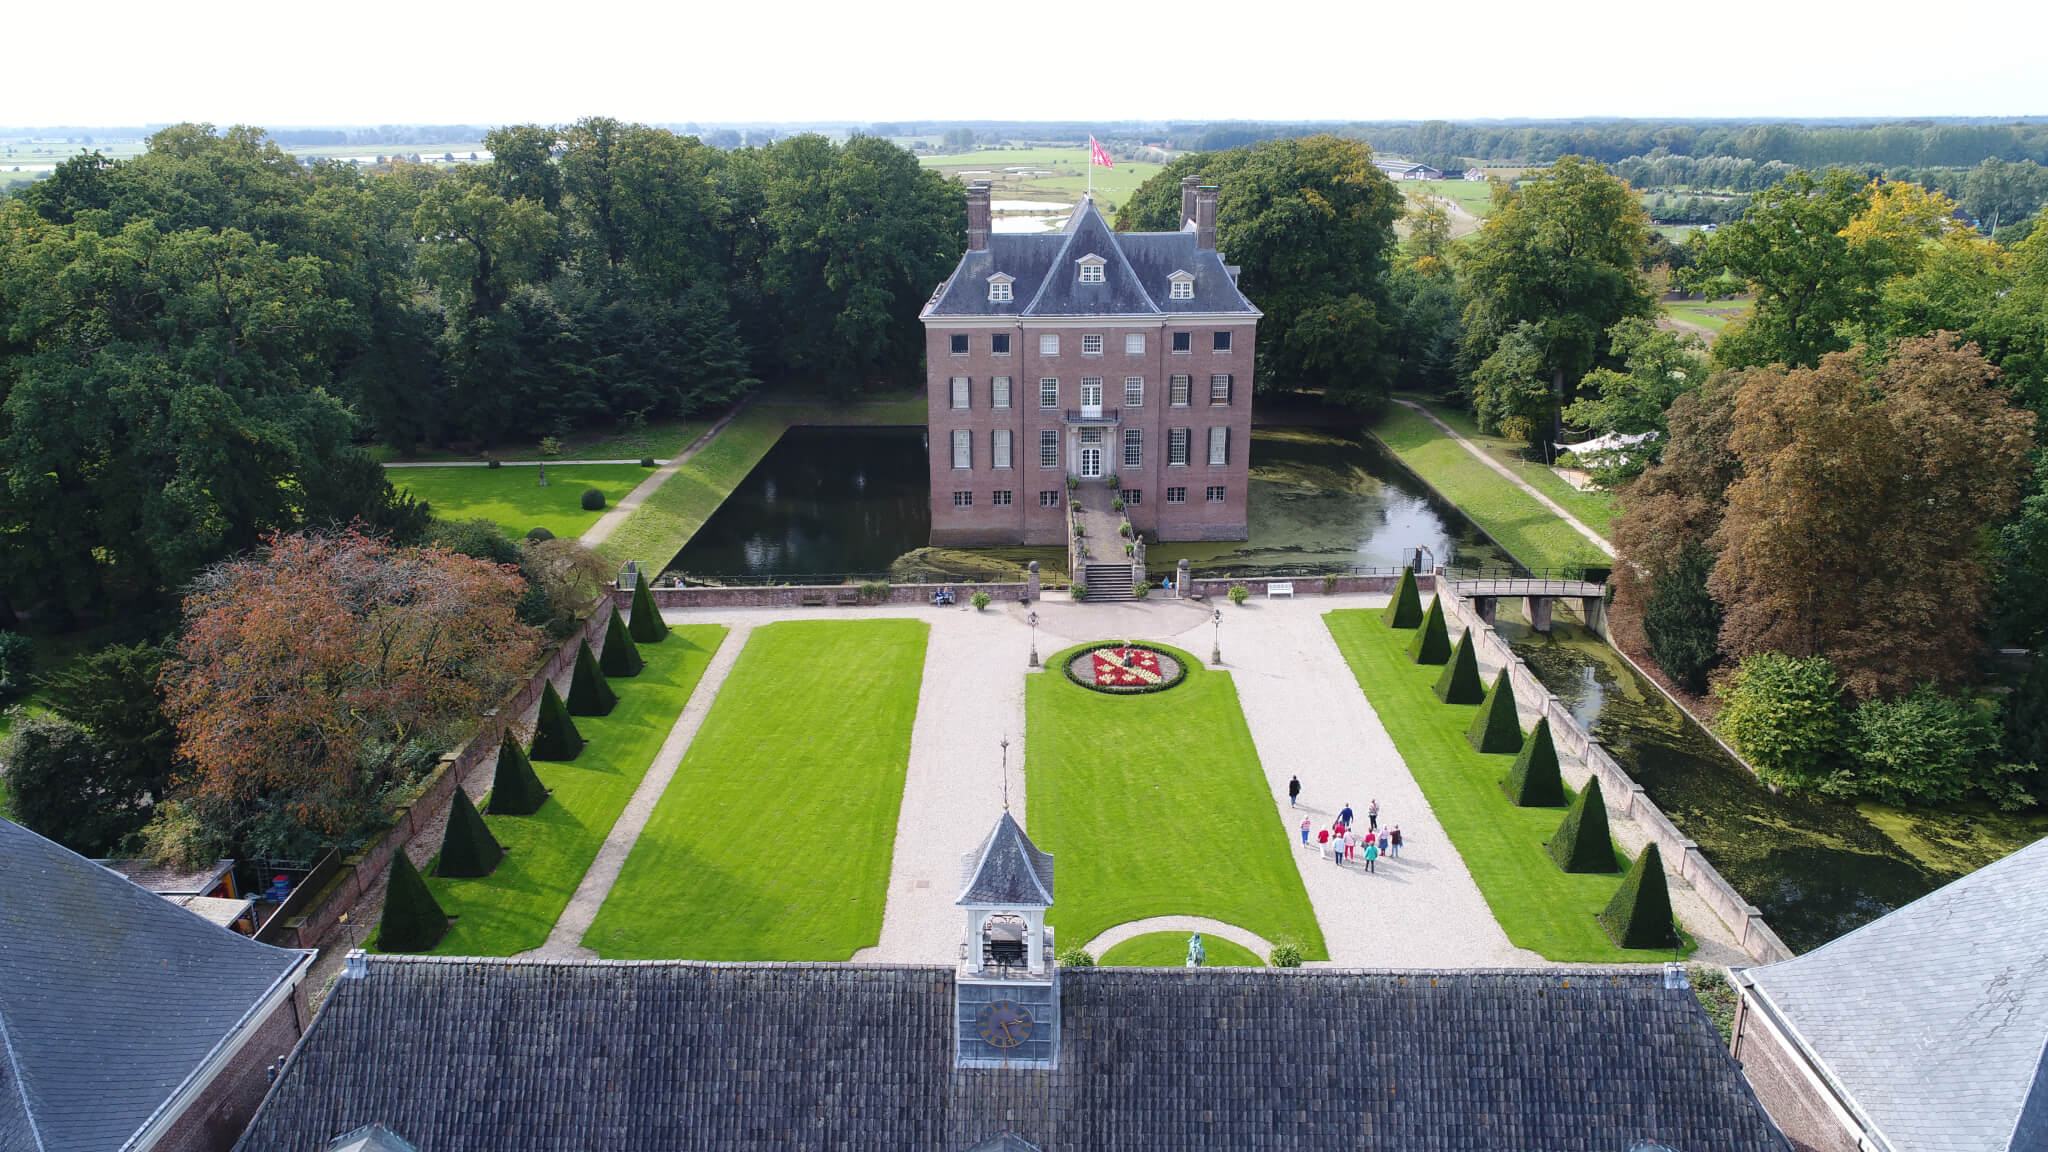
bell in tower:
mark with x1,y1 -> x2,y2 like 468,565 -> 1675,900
954,811 -> 1059,1069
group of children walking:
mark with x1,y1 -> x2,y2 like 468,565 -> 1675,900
1287,776 -> 1402,873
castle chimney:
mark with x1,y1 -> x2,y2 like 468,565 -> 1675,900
966,182 -> 991,252
1195,185 -> 1218,251
1181,175 -> 1201,229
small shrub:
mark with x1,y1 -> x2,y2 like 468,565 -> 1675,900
566,638 -> 617,716
638,457 -> 656,468
530,681 -> 584,761
1435,628 -> 1485,703
1070,499 -> 1081,512
1689,965 -> 1738,1045
1467,669 -> 1523,754
1383,566 -> 1423,628
628,578 -> 668,642
1269,943 -> 1304,968
1105,473 -> 1121,488
538,436 -> 563,457
1072,582 -> 1089,601
486,729 -> 549,816
859,580 -> 891,602
487,458 -> 503,469
600,604 -> 643,677
1074,523 -> 1086,537
1407,595 -> 1451,664
525,526 -> 554,542
1504,716 -> 1566,806
377,854 -> 450,953
1057,947 -> 1096,967
1546,776 -> 1618,872
1134,581 -> 1151,599
580,487 -> 607,511
0,631 -> 32,698
1322,573 -> 1339,594
1112,497 -> 1125,512
1066,476 -> 1079,490
1715,653 -> 1846,789
1228,584 -> 1249,605
971,591 -> 992,611
1599,843 -> 1679,950
436,789 -> 505,878
1847,685 -> 2014,808
1123,542 -> 1135,556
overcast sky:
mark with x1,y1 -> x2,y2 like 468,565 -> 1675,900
10,0 -> 2045,128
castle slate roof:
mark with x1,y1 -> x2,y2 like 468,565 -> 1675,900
921,197 -> 1260,320
956,811 -> 1054,906
234,957 -> 1786,1152
0,817 -> 311,1152
1738,835 -> 2048,1152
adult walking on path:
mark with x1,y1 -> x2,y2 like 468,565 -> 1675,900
1390,398 -> 1614,558
1288,775 -> 1301,807
580,400 -> 751,548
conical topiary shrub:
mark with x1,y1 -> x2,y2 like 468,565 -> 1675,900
1435,628 -> 1485,704
1466,669 -> 1524,754
486,729 -> 549,816
1408,595 -> 1452,665
376,853 -> 449,953
530,681 -> 584,761
629,579 -> 668,642
567,638 -> 617,717
1546,776 -> 1619,873
1383,567 -> 1423,629
600,603 -> 643,677
1504,716 -> 1566,807
436,788 -> 504,878
1600,842 -> 1679,950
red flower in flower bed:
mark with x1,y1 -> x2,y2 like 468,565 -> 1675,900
1066,643 -> 1186,694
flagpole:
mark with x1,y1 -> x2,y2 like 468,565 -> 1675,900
1087,137 -> 1094,201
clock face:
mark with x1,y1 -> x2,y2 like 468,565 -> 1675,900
975,1000 -> 1034,1049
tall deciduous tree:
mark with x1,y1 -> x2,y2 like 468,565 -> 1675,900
1459,155 -> 1654,442
1564,318 -> 1708,484
1709,336 -> 2033,696
160,530 -> 544,859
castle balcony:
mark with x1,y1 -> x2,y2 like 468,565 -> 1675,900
1061,407 -> 1121,426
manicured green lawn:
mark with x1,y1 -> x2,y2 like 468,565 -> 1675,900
390,463 -> 652,540
1372,405 -> 1606,570
1665,297 -> 1750,334
1098,931 -> 1265,967
1415,401 -> 1618,540
1324,610 -> 1687,962
398,625 -> 727,956
585,619 -> 929,959
1028,644 -> 1327,959
367,419 -> 708,464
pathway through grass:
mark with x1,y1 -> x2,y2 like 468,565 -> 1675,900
1415,401 -> 1618,540
1099,932 -> 1264,967
586,619 -> 929,959
392,463 -> 652,540
1324,610 -> 1685,962
411,625 -> 727,956
1371,406 -> 1603,570
1027,644 -> 1327,960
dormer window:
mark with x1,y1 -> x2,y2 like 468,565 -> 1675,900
1168,270 -> 1195,300
987,273 -> 1014,303
1077,253 -> 1106,284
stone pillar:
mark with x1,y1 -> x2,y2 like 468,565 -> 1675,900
1524,596 -> 1553,633
1580,595 -> 1605,636
1181,175 -> 1202,229
1026,909 -> 1046,974
1176,558 -> 1191,599
965,182 -> 991,252
1473,596 -> 1497,625
1026,560 -> 1041,603
1195,186 -> 1218,250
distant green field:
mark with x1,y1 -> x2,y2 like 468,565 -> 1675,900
391,463 -> 652,539
920,147 -> 1161,212
1409,178 -> 1497,216
1665,297 -> 1750,334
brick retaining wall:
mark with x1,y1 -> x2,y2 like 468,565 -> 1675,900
1440,591 -> 1795,964
625,581 -> 1035,609
1173,572 -> 1435,601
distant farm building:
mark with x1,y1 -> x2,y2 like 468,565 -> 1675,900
1374,160 -> 1442,180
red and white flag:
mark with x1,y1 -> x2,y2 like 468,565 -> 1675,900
1089,136 -> 1114,168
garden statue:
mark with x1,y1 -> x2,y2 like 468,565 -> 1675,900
1186,932 -> 1205,968
537,461 -> 548,487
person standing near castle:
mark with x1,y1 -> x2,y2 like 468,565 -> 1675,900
1288,776 -> 1301,807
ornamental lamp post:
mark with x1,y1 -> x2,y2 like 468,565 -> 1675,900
1211,608 -> 1223,666
1027,611 -> 1040,668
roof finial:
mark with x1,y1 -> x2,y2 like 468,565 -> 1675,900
999,736 -> 1010,810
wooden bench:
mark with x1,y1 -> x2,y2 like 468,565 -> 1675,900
800,592 -> 828,607
836,588 -> 861,606
1268,581 -> 1296,599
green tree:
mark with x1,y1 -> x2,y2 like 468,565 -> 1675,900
1,714 -> 149,855
1715,653 -> 1847,790
1847,686 -> 2021,808
1459,155 -> 1654,442
1642,544 -> 1724,695
1564,318 -> 1708,484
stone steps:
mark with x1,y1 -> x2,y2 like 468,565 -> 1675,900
1080,564 -> 1137,601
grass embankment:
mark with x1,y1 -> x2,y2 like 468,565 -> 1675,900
390,463 -> 652,540
1371,405 -> 1606,570
369,419 -> 710,464
1415,402 -> 1618,540
1664,297 -> 1750,334
585,619 -> 928,959
409,625 -> 727,956
595,394 -> 926,567
1325,610 -> 1688,963
1028,643 -> 1327,959
1099,932 -> 1265,967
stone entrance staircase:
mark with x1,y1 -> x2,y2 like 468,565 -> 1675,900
1069,481 -> 1142,601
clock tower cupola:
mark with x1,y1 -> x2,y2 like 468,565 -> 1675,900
954,810 -> 1059,1069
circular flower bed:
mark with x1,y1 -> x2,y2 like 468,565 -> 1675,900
1064,642 -> 1187,695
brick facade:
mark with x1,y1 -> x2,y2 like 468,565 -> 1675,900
153,991 -> 308,1152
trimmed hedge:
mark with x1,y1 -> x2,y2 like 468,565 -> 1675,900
436,788 -> 505,878
1383,566 -> 1422,628
377,853 -> 450,952
1408,595 -> 1451,665
1466,669 -> 1524,754
485,729 -> 550,816
567,638 -> 618,716
580,487 -> 607,511
600,604 -> 644,677
1434,628 -> 1485,704
525,526 -> 554,542
1600,842 -> 1679,949
530,681 -> 584,761
1547,776 -> 1618,873
1504,716 -> 1566,807
629,579 -> 668,642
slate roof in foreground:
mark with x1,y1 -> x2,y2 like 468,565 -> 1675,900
0,817 -> 311,1152
235,957 -> 1786,1152
1740,835 -> 2048,1152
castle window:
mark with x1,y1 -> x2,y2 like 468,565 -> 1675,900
1039,490 -> 1060,507
993,429 -> 1012,469
1213,330 -> 1232,352
951,377 -> 970,409
1208,426 -> 1229,466
1168,428 -> 1190,467
1077,253 -> 1107,284
950,334 -> 969,354
953,490 -> 973,507
1166,486 -> 1187,503
952,429 -> 972,469
1125,333 -> 1145,354
1124,377 -> 1144,408
1172,331 -> 1191,353
1082,334 -> 1103,355
1207,485 -> 1226,503
1039,334 -> 1059,355
988,275 -> 1013,303
992,377 -> 1012,409
1168,270 -> 1195,300
992,489 -> 1012,506
993,333 -> 1011,354
1039,378 -> 1058,408
1039,429 -> 1059,468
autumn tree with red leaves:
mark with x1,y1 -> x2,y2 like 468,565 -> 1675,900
159,529 -> 544,858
